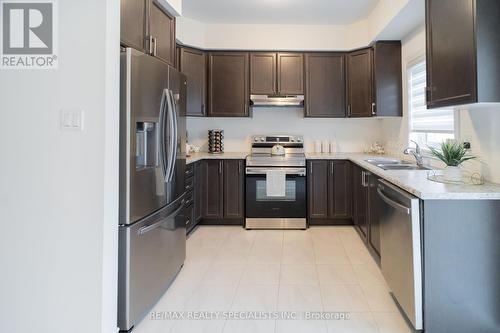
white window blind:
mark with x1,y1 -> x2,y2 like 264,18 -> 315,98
408,60 -> 455,149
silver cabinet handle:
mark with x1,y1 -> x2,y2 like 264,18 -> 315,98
219,161 -> 222,174
371,102 -> 376,116
331,163 -> 334,174
147,35 -> 154,55
347,105 -> 352,117
152,37 -> 157,57
377,187 -> 410,215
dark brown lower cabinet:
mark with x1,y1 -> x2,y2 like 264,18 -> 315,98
308,160 -> 352,225
202,160 -> 224,219
223,160 -> 245,219
352,164 -> 381,260
185,161 -> 203,234
367,173 -> 381,257
193,161 -> 203,223
202,159 -> 245,224
352,164 -> 369,240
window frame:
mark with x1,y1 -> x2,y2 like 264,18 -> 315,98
406,56 -> 460,153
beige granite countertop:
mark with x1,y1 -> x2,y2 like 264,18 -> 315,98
306,152 -> 500,200
186,151 -> 500,200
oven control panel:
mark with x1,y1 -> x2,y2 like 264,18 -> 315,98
251,135 -> 303,145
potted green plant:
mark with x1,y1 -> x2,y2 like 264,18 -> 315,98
428,140 -> 476,182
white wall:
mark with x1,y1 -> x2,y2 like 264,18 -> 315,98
158,0 -> 182,16
0,1 -> 120,332
381,26 -> 500,183
187,108 -> 383,153
176,0 -> 421,50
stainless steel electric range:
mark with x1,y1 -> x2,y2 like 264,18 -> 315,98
245,135 -> 307,229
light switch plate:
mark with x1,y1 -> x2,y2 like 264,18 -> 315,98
60,109 -> 84,131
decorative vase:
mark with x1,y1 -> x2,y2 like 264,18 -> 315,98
443,166 -> 462,182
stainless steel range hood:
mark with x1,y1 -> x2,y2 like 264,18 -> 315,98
250,94 -> 304,107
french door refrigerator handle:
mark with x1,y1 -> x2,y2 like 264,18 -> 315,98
167,90 -> 178,183
164,89 -> 175,182
159,89 -> 168,179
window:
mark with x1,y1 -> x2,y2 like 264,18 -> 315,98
408,60 -> 455,149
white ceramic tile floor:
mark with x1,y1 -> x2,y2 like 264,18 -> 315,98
132,226 -> 414,333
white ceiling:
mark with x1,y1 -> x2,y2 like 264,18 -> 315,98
182,0 -> 380,25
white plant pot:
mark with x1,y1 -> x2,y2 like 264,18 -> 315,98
443,166 -> 462,182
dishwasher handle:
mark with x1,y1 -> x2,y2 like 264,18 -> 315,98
377,186 -> 411,215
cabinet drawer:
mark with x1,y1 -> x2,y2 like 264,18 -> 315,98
185,189 -> 194,208
185,164 -> 194,178
185,204 -> 194,230
185,175 -> 195,192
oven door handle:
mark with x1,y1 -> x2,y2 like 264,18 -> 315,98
245,167 -> 306,176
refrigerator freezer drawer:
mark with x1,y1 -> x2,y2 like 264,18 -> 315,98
118,198 -> 186,331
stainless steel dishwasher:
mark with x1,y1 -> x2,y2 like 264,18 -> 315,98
377,179 -> 423,330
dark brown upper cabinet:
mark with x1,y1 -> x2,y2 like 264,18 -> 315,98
277,53 -> 304,95
373,41 -> 402,117
148,0 -> 176,66
250,53 -> 277,95
179,47 -> 207,116
223,160 -> 245,219
208,52 -> 250,117
305,53 -> 346,118
426,0 -> 500,108
120,0 -> 146,52
347,48 -> 374,117
120,0 -> 176,66
308,160 -> 352,224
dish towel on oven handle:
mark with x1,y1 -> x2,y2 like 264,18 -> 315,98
266,169 -> 286,197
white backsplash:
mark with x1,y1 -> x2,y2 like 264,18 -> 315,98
187,108 -> 384,153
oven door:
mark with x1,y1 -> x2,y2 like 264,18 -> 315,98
245,167 -> 306,218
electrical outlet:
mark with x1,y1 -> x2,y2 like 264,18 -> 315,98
60,109 -> 84,131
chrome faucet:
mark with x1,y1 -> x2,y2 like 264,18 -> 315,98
404,140 -> 424,167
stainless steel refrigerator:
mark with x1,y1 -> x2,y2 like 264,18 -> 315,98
118,47 -> 187,332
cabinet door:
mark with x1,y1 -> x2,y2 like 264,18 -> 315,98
194,161 -> 203,223
223,160 -> 244,219
426,0 -> 477,108
373,42 -> 402,117
121,0 -> 146,51
367,174 -> 381,256
352,165 -> 368,240
250,53 -> 277,95
347,48 -> 373,117
308,161 -> 329,219
208,52 -> 250,117
277,53 -> 304,95
305,53 -> 345,118
180,48 -> 206,116
202,160 -> 223,219
328,161 -> 352,219
148,0 -> 175,66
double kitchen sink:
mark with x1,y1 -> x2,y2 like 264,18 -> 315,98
365,158 -> 430,171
